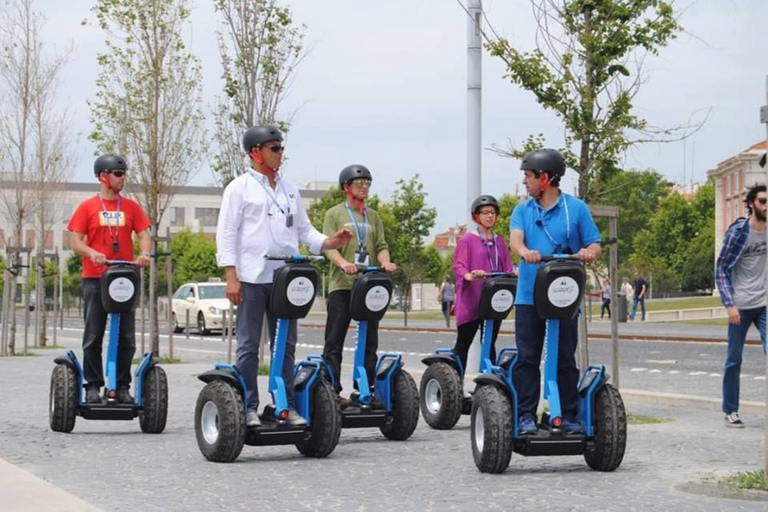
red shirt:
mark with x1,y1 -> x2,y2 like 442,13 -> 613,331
67,194 -> 151,278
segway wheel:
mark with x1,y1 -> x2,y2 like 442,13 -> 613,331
49,363 -> 78,433
296,379 -> 342,457
419,362 -> 463,430
380,369 -> 419,440
471,384 -> 513,474
194,381 -> 245,463
584,383 -> 627,472
139,366 -> 169,434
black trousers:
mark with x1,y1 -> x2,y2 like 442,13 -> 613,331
601,298 -> 611,318
81,278 -> 136,388
323,290 -> 379,393
453,318 -> 502,372
514,305 -> 580,419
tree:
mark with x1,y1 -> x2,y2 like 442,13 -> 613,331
484,0 -> 699,200
421,245 -> 450,286
0,0 -> 72,354
170,230 -> 222,289
593,169 -> 669,262
89,0 -> 207,356
495,193 -> 521,247
384,176 -> 437,324
211,0 -> 306,186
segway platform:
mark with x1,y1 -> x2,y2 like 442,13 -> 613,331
78,402 -> 139,421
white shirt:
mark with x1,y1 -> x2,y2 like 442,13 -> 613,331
621,282 -> 634,297
216,169 -> 327,284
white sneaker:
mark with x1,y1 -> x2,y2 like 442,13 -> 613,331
246,411 -> 261,427
285,410 -> 307,427
724,412 -> 745,428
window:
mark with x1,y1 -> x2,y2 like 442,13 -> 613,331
62,231 -> 72,250
62,203 -> 73,222
170,206 -> 185,226
173,285 -> 190,299
194,207 -> 219,227
44,230 -> 53,250
25,229 -> 35,249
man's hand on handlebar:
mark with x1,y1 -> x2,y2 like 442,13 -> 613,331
89,250 -> 107,266
577,247 -> 598,263
341,261 -> 358,275
382,262 -> 397,274
135,254 -> 151,268
520,249 -> 542,264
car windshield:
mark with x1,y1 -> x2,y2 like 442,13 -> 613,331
199,285 -> 226,300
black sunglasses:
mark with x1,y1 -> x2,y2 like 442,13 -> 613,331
109,170 -> 127,178
266,144 -> 284,153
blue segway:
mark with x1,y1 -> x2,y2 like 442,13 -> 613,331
194,255 -> 341,463
470,254 -> 627,473
419,272 -> 517,429
309,266 -> 419,440
49,261 -> 168,434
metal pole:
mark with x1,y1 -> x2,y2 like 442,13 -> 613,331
578,297 -> 589,370
166,228 -> 173,361
465,0 -> 483,374
227,303 -> 234,364
25,251 -> 31,352
185,309 -> 190,341
53,252 -> 59,349
609,217 -> 620,389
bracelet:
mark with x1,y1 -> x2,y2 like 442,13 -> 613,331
141,252 -> 151,257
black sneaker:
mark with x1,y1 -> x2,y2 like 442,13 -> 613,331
117,387 -> 135,404
335,395 -> 353,410
85,386 -> 102,404
725,412 -> 745,428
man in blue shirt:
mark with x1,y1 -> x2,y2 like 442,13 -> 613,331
509,149 -> 602,435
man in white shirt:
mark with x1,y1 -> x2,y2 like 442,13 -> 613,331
216,125 -> 352,427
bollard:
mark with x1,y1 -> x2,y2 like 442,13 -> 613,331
185,309 -> 190,340
221,311 -> 227,344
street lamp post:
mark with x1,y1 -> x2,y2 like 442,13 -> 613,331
760,74 -> 768,485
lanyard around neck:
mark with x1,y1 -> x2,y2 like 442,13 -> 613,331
249,170 -> 291,217
477,227 -> 499,272
98,193 -> 121,243
537,195 -> 570,253
345,203 -> 368,249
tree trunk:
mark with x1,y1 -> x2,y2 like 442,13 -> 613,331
149,224 -> 160,356
578,5 -> 596,201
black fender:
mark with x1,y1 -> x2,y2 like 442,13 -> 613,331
197,369 -> 243,394
53,356 -> 78,373
421,354 -> 460,372
473,373 -> 514,402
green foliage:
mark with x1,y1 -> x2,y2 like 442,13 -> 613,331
718,469 -> 768,492
421,245 -> 449,286
594,169 -> 669,262
172,232 -> 222,289
486,1 -> 682,198
495,193 -> 521,247
629,182 -> 715,293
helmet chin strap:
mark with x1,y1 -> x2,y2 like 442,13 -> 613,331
250,150 -> 279,175
99,173 -> 117,194
537,173 -> 551,199
344,185 -> 366,215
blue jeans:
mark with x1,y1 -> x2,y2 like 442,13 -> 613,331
235,282 -> 298,412
630,297 -> 645,320
514,305 -> 580,420
722,306 -> 767,414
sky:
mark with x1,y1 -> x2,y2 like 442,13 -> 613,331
30,0 -> 768,236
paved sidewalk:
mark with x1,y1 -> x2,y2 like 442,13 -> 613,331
1,354 -> 767,510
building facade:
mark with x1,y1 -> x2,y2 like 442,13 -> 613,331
0,181 -> 325,261
707,140 -> 768,258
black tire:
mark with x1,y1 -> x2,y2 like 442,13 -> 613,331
380,369 -> 419,440
471,384 -> 513,474
49,363 -> 78,433
419,362 -> 463,430
171,313 -> 183,333
584,383 -> 627,472
296,380 -> 342,457
197,312 -> 209,335
194,380 -> 246,463
139,366 -> 169,433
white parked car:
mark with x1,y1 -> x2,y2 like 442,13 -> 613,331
171,281 -> 236,334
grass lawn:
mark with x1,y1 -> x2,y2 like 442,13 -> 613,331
585,295 -> 722,316
718,469 -> 768,492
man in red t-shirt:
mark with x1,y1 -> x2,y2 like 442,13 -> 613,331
68,154 -> 151,404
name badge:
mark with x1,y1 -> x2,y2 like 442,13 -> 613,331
355,250 -> 370,267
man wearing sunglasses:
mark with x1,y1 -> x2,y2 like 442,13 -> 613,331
68,154 -> 152,405
216,125 -> 353,428
508,148 -> 602,435
321,165 -> 396,407
716,183 -> 767,428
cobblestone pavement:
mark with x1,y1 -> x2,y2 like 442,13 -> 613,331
1,352 -> 767,511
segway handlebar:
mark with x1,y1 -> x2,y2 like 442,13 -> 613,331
540,254 -> 582,263
264,254 -> 324,262
104,260 -> 137,266
483,271 -> 516,278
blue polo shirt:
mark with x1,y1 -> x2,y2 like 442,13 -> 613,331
510,193 -> 601,305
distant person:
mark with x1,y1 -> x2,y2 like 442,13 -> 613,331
715,183 -> 767,428
601,278 -> 611,319
630,271 -> 647,321
621,277 -> 633,298
438,275 -> 455,328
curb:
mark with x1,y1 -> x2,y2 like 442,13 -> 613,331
0,458 -> 103,512
300,321 -> 762,346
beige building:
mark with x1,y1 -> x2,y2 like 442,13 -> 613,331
0,181 -> 325,260
707,140 -> 768,257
